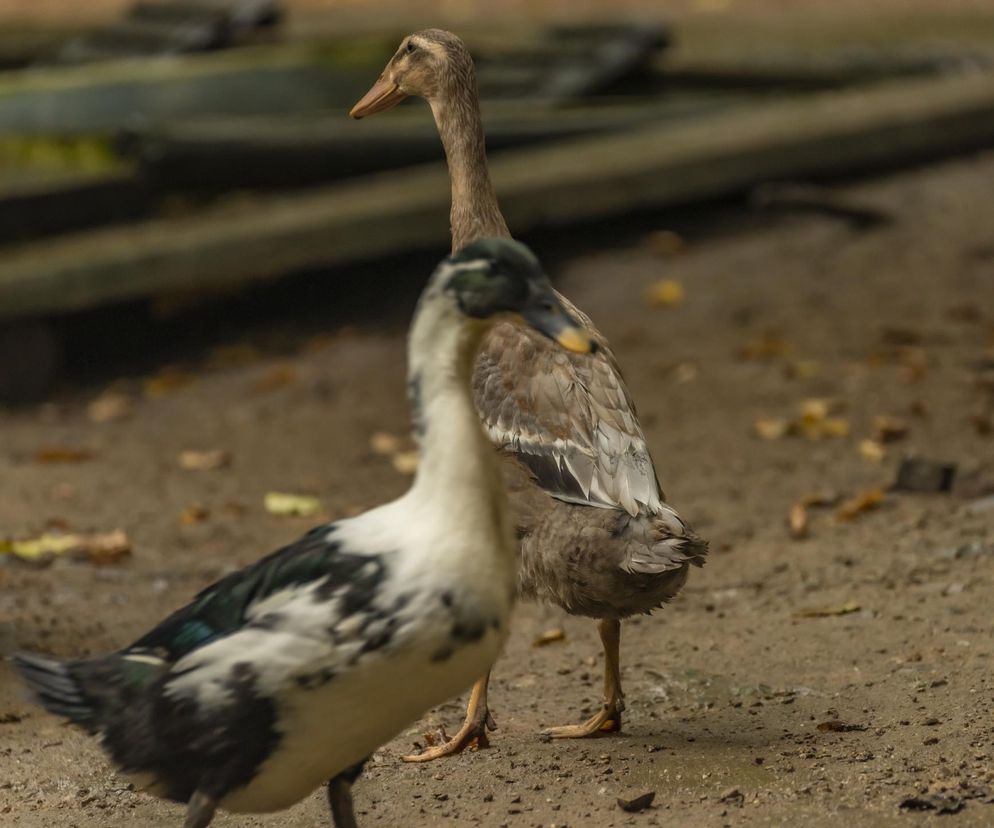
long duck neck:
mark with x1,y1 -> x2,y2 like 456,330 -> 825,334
405,292 -> 503,513
429,78 -> 509,253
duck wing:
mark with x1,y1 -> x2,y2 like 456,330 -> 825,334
474,294 -> 662,517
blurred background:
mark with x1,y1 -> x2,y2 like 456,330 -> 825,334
2,2 -> 994,826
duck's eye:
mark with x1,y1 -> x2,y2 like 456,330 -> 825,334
405,41 -> 417,54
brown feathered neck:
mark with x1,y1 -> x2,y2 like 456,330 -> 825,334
426,53 -> 509,253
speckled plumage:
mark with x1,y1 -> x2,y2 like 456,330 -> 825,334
15,240 -> 586,825
354,29 -> 708,754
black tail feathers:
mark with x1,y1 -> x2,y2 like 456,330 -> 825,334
13,652 -> 97,729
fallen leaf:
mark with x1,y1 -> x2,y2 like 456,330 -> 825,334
532,628 -> 566,647
34,447 -> 95,464
645,279 -> 685,308
753,417 -> 793,440
859,439 -> 886,463
796,600 -> 862,618
370,432 -> 404,456
873,415 -> 908,443
177,449 -> 231,471
144,367 -> 192,399
617,792 -> 655,813
87,392 -> 132,423
788,503 -> 808,540
836,489 -> 884,521
84,530 -> 131,564
0,530 -> 130,565
264,492 -> 322,518
391,450 -> 420,476
252,364 -> 299,395
180,504 -> 210,525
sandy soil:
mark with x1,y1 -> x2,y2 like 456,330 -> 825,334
1,150 -> 993,827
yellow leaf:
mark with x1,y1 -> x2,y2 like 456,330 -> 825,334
788,503 -> 808,539
370,432 -> 404,456
532,628 -> 566,647
645,279 -> 685,308
391,450 -> 420,475
753,417 -> 792,440
796,601 -> 862,619
836,489 -> 885,521
87,392 -> 132,423
264,492 -> 322,517
859,439 -> 886,463
0,530 -> 130,565
180,504 -> 210,525
177,449 -> 231,471
34,447 -> 94,464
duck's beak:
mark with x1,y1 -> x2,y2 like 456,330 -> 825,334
521,290 -> 597,355
350,74 -> 408,119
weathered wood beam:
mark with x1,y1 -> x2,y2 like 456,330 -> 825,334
3,71 -> 994,318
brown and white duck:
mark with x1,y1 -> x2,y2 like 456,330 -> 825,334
351,29 -> 707,761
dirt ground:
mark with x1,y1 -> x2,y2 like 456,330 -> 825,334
1,148 -> 993,827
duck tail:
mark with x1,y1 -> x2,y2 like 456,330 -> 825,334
13,652 -> 99,730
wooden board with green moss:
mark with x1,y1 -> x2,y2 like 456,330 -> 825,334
3,70 -> 994,318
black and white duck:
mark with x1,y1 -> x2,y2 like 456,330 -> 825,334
14,238 -> 596,827
351,30 -> 708,760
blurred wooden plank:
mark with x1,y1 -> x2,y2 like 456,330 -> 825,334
3,70 -> 994,318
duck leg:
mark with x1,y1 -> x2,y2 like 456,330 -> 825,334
402,672 -> 497,762
543,618 -> 625,738
183,791 -> 217,828
327,759 -> 366,828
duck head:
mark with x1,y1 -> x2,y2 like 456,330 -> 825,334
432,239 -> 596,354
350,29 -> 473,119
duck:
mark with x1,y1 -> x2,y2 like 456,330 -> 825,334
351,29 -> 708,761
14,238 -> 596,828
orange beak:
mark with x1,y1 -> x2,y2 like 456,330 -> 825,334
349,75 -> 408,119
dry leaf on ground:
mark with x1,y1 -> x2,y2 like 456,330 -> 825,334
859,439 -> 886,463
753,418 -> 793,440
836,489 -> 885,521
532,628 -> 566,647
34,447 -> 95,464
177,449 -> 231,471
391,451 -> 420,476
788,502 -> 809,539
87,392 -> 132,423
370,432 -> 405,456
795,600 -> 862,618
645,279 -> 685,308
264,492 -> 322,517
180,505 -> 210,525
0,530 -> 130,565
